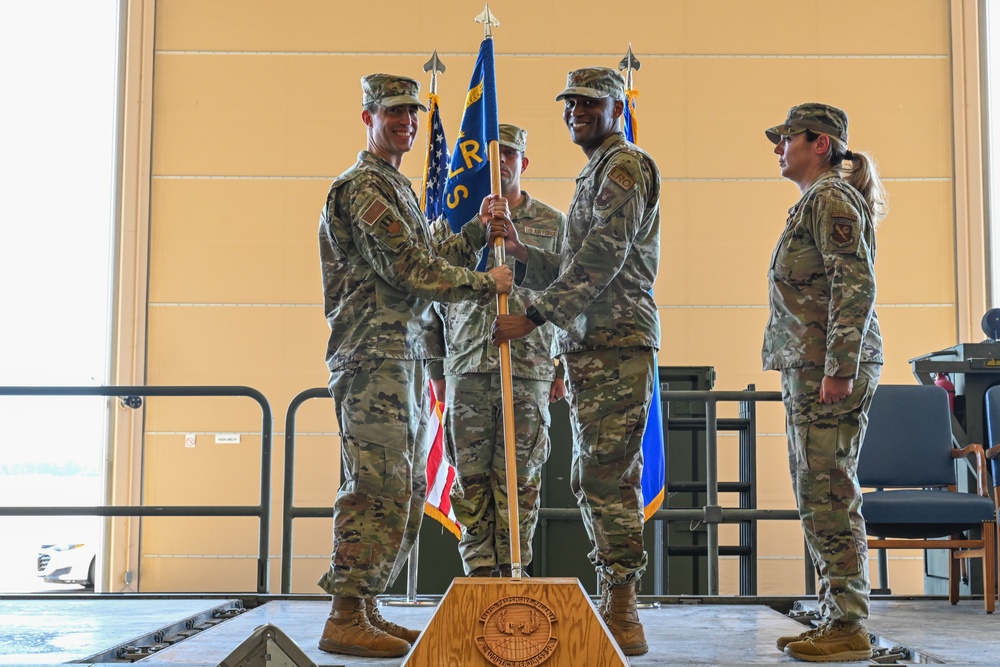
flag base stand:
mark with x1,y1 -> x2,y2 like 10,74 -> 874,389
400,576 -> 628,667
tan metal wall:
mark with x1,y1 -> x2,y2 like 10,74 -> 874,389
114,0 -> 969,594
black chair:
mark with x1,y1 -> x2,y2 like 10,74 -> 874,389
857,384 -> 996,613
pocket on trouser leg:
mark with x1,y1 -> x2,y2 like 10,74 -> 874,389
804,508 -> 863,579
332,492 -> 375,569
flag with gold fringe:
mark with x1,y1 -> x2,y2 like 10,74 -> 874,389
420,89 -> 462,538
621,65 -> 664,522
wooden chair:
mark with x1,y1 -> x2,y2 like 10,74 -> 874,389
857,384 -> 996,613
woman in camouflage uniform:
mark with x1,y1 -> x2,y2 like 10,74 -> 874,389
762,103 -> 888,663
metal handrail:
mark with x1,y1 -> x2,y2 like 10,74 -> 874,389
0,385 -> 273,594
662,389 -> 783,595
280,387 -> 425,600
281,387 -> 332,594
280,386 -> 795,596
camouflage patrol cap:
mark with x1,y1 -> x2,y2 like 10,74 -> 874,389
765,103 -> 849,145
361,73 -> 428,111
499,124 -> 527,152
555,67 -> 625,102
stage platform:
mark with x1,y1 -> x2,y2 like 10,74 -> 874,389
0,595 -> 995,665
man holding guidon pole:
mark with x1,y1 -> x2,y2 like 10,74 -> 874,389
491,66 -> 661,656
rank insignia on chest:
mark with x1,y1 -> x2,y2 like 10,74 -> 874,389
361,199 -> 388,226
831,220 -> 854,247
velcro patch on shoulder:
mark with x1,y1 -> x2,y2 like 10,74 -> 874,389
595,185 -> 618,210
607,165 -> 636,191
831,219 -> 855,247
383,218 -> 404,237
361,198 -> 389,226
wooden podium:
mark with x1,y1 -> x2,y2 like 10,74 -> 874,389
400,577 -> 628,667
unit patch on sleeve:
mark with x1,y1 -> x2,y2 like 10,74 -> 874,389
831,220 -> 854,247
607,165 -> 636,191
384,219 -> 403,237
361,199 -> 389,226
595,186 -> 617,209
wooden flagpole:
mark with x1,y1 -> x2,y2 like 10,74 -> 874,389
489,138 -> 523,580
400,7 -> 627,665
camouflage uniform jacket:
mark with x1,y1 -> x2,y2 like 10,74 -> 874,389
517,132 -> 660,354
762,169 -> 883,377
438,192 -> 567,381
319,151 -> 492,372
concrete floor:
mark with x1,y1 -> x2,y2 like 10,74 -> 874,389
0,596 -> 996,666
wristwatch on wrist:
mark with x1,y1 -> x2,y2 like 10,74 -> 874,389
525,305 -> 546,326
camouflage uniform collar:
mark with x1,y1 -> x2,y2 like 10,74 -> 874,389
801,169 -> 841,198
358,150 -> 410,187
510,190 -> 536,221
790,169 -> 851,219
579,132 -> 626,176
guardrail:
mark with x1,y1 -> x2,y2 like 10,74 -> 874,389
0,385 -> 273,594
0,384 -> 804,598
279,387 -> 798,596
280,387 -> 333,594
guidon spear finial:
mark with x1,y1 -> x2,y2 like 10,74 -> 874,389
423,49 -> 446,95
618,43 -> 641,89
475,3 -> 500,38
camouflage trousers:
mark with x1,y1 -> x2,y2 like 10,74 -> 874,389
780,362 -> 881,622
318,358 -> 431,598
564,346 -> 653,586
443,373 -> 552,574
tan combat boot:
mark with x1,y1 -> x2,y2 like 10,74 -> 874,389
365,597 -> 420,644
317,596 -> 410,658
776,621 -> 826,652
784,619 -> 872,662
605,582 -> 648,656
596,579 -> 611,622
468,565 -> 494,577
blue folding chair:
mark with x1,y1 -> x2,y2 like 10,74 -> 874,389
858,384 -> 996,612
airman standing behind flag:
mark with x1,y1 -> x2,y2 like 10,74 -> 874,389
490,66 -> 661,656
439,123 -> 567,578
316,72 -> 513,659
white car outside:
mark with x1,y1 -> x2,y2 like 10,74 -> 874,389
37,541 -> 96,588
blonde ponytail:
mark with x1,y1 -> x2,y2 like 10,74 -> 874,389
807,130 -> 889,226
841,151 -> 888,225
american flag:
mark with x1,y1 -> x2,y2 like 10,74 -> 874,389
420,92 -> 461,538
422,380 -> 459,537
420,93 -> 451,220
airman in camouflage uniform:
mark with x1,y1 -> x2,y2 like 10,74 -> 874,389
434,124 -> 567,577
491,67 -> 660,657
763,103 -> 886,663
316,73 -> 512,659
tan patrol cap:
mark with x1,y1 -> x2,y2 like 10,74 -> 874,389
499,124 -> 527,152
361,73 -> 428,111
765,102 -> 849,145
555,66 -> 626,102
